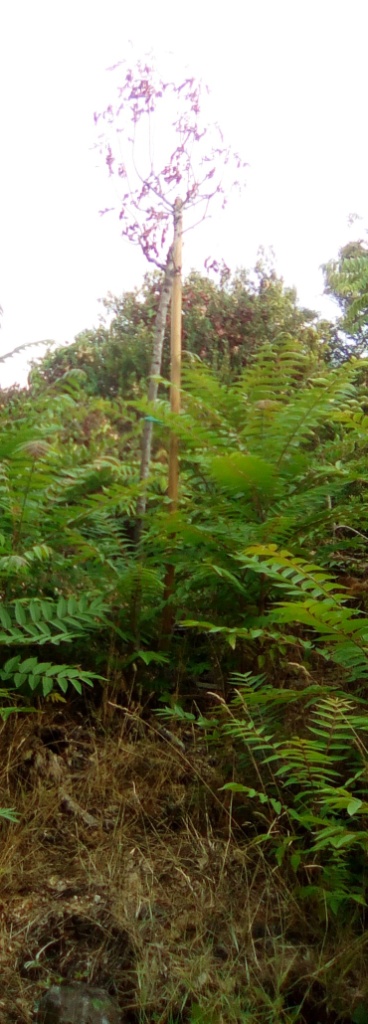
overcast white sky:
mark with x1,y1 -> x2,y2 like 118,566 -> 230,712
1,0 -> 368,386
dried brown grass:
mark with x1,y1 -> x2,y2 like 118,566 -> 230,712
0,705 -> 360,1024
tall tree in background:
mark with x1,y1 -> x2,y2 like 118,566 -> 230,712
94,56 -> 246,532
323,238 -> 368,359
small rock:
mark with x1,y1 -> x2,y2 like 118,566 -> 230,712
36,984 -> 120,1024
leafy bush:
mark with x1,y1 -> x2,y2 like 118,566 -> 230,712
29,261 -> 325,398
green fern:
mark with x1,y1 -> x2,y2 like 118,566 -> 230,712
214,677 -> 368,908
0,655 -> 102,696
0,595 -> 108,646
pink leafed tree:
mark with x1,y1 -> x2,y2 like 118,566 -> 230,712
95,56 -> 246,530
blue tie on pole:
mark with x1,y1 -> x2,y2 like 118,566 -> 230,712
144,415 -> 163,425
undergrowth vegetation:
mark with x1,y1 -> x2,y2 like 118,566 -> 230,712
1,263 -> 368,1023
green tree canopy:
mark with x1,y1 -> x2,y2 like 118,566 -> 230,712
323,238 -> 368,360
29,260 -> 327,399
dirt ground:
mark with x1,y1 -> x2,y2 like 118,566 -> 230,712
0,701 -> 362,1024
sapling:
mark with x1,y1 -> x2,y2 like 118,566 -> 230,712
95,55 -> 246,540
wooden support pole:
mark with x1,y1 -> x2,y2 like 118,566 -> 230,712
162,198 -> 183,639
168,197 -> 183,508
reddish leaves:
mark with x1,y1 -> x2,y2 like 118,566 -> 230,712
95,56 -> 247,270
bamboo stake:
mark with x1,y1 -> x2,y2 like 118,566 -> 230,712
162,198 -> 183,638
168,197 -> 183,506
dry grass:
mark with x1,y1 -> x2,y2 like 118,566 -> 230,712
0,704 -> 363,1024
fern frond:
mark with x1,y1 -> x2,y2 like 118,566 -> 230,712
0,595 -> 108,646
0,655 -> 103,696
